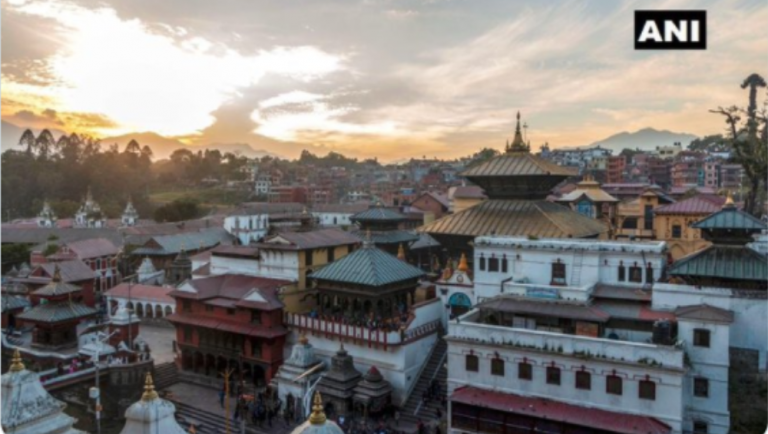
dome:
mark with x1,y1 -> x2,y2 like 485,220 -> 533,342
363,366 -> 383,383
290,392 -> 344,434
120,374 -> 186,434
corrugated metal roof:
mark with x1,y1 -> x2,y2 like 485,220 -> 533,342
133,228 -> 232,256
0,227 -> 123,247
351,230 -> 419,245
1,295 -> 30,313
669,246 -> 767,281
105,283 -> 175,304
310,245 -> 424,287
692,207 -> 766,230
261,228 -> 361,250
675,304 -> 734,323
351,206 -> 407,222
419,200 -> 607,238
556,188 -> 619,203
17,302 -> 97,323
477,297 -> 610,322
409,233 -> 441,250
654,195 -> 724,215
461,152 -> 576,178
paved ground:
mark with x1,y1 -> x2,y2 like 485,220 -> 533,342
138,322 -> 176,364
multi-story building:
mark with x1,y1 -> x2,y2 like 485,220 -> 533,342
719,164 -> 743,191
223,203 -> 304,245
606,155 -> 626,184
653,195 -> 725,260
653,142 -> 683,159
615,187 -> 674,240
46,237 -> 120,293
269,186 -> 308,204
647,156 -> 672,188
255,173 -> 272,196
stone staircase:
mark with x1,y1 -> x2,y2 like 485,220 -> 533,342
400,337 -> 448,427
154,362 -> 180,390
173,401 -> 287,434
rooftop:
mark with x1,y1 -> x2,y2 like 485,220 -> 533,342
350,205 -> 407,222
668,245 -> 767,281
47,237 -> 119,260
310,244 -> 424,287
172,274 -> 290,311
692,204 -> 767,231
105,283 -> 175,304
259,228 -> 361,250
654,194 -> 725,215
474,235 -> 666,254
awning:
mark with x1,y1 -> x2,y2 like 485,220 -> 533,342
451,386 -> 671,434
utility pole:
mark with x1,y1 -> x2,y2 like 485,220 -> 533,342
92,330 -> 118,434
221,367 -> 235,434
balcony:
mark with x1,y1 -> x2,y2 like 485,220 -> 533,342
448,310 -> 685,370
502,281 -> 595,302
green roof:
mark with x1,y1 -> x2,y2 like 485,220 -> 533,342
17,301 -> 98,323
692,207 -> 767,230
310,245 -> 424,287
352,230 -> 419,245
351,206 -> 406,222
669,245 -> 767,281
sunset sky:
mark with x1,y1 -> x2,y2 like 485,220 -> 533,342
2,0 -> 766,161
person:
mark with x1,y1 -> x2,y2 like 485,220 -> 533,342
219,388 -> 226,408
394,409 -> 400,427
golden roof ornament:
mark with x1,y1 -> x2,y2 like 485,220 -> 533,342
506,111 -> 530,153
723,191 -> 735,209
457,253 -> 469,273
397,243 -> 406,260
9,348 -> 25,372
141,372 -> 159,401
308,391 -> 327,425
299,333 -> 309,345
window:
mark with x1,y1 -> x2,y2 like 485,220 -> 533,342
518,362 -> 532,380
327,248 -> 335,263
546,367 -> 560,385
693,421 -> 708,434
646,265 -> 654,283
639,380 -> 656,400
479,256 -> 486,271
644,205 -> 654,230
465,355 -> 479,372
618,265 -> 626,282
183,327 -> 192,343
205,305 -> 214,312
551,262 -> 566,285
693,329 -> 710,347
491,359 -> 505,376
622,217 -> 638,229
606,375 -> 623,395
251,311 -> 261,325
575,371 -> 591,390
694,377 -> 709,397
182,300 -> 191,313
501,257 -> 508,273
305,250 -> 313,266
629,265 -> 642,283
227,308 -> 236,316
251,340 -> 262,357
488,258 -> 499,272
672,225 -> 682,238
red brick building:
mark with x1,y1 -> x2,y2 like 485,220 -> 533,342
47,237 -> 120,292
605,155 -> 626,184
167,274 -> 292,389
409,191 -> 450,221
269,186 -> 308,204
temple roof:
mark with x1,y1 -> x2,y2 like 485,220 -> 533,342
1,295 -> 30,313
654,195 -> 725,215
259,228 -> 361,250
17,301 -> 98,323
462,152 -> 576,179
31,266 -> 83,297
310,244 -> 424,287
289,392 -> 344,434
120,374 -> 187,434
351,204 -> 407,222
317,345 -> 363,399
556,177 -> 618,203
668,245 -> 768,281
692,205 -> 766,231
420,200 -> 607,239
351,229 -> 419,245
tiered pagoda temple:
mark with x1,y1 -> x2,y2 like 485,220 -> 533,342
315,344 -> 362,417
17,266 -> 98,350
350,203 -> 419,255
669,195 -> 768,290
352,365 -> 393,418
421,112 -> 607,260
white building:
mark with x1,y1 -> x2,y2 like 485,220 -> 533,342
223,203 -> 305,245
311,203 -> 369,227
441,236 -> 739,434
37,200 -> 57,228
255,173 -> 272,195
121,199 -> 139,227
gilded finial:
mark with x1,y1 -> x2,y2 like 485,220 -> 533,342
299,333 -> 308,345
308,391 -> 327,425
141,372 -> 159,401
188,425 -> 196,434
9,348 -> 25,372
506,111 -> 530,153
723,191 -> 735,209
397,243 -> 406,260
457,253 -> 469,273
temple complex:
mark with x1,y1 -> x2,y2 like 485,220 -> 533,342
420,112 -> 607,261
121,198 -> 140,227
74,186 -> 106,228
37,200 -> 57,228
17,266 -> 98,350
555,174 -> 619,223
352,365 -> 393,419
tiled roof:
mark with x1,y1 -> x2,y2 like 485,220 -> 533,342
56,238 -> 119,260
669,245 -> 767,281
692,206 -> 766,230
351,230 -> 419,245
351,206 -> 407,222
461,152 -> 576,178
310,245 -> 424,287
654,195 -> 725,215
260,228 -> 361,250
38,260 -> 96,283
17,301 -> 97,323
105,283 -> 175,304
419,200 -> 607,238
166,313 -> 288,338
451,387 -> 671,434
171,274 -> 289,311
675,304 -> 734,323
477,297 -> 611,323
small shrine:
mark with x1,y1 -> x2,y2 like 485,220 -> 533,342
556,174 -> 619,220
121,198 -> 139,227
352,366 -> 393,418
166,247 -> 191,284
137,257 -> 164,285
290,391 -> 344,434
350,203 -> 418,255
315,344 -> 362,418
119,373 -> 187,434
37,200 -> 57,228
1,349 -> 85,434
17,266 -> 98,349
272,334 -> 324,419
74,186 -> 106,228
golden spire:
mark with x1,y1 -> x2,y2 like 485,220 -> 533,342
141,372 -> 159,401
723,190 -> 735,209
308,391 -> 327,425
397,243 -> 406,260
188,425 -> 197,434
9,348 -> 25,372
299,333 -> 309,345
506,111 -> 530,153
457,253 -> 469,273
442,259 -> 453,280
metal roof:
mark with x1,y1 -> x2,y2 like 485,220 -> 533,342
419,200 -> 607,238
477,297 -> 610,323
132,228 -> 232,256
692,206 -> 766,230
17,302 -> 97,323
38,260 -> 96,283
261,228 -> 361,250
310,245 -> 424,287
669,245 -> 767,281
351,230 -> 419,245
351,206 -> 407,222
1,295 -> 30,313
409,233 -> 441,250
654,195 -> 725,215
675,304 -> 734,323
1,227 -> 123,247
556,188 -> 619,203
461,152 -> 576,178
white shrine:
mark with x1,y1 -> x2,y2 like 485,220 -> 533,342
37,200 -> 57,228
121,198 -> 139,227
74,187 -> 106,228
119,373 -> 187,434
272,334 -> 324,419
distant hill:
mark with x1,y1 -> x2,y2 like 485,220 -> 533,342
100,132 -> 277,160
587,128 -> 699,153
1,120 -> 67,153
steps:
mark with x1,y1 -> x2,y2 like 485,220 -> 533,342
173,401 -> 279,434
154,362 -> 180,390
400,337 -> 448,427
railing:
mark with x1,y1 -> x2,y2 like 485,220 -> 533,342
449,317 -> 684,369
502,281 -> 595,302
284,315 -> 441,348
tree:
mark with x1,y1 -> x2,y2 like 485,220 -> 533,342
35,129 -> 56,160
688,134 -> 728,152
18,129 -> 35,154
124,139 -> 141,154
153,198 -> 200,222
711,73 -> 768,216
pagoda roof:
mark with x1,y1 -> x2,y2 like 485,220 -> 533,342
351,205 -> 407,222
674,304 -> 734,324
692,205 -> 766,231
32,266 -> 83,297
351,229 -> 419,245
1,295 -> 30,313
462,151 -> 576,179
419,200 -> 607,239
17,301 -> 97,323
654,195 -> 725,215
668,245 -> 767,281
310,244 -> 424,287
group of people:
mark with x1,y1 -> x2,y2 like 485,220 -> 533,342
219,385 -> 283,429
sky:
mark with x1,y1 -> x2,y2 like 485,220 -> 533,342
1,0 -> 766,161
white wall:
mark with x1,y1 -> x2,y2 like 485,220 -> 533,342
312,212 -> 354,227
